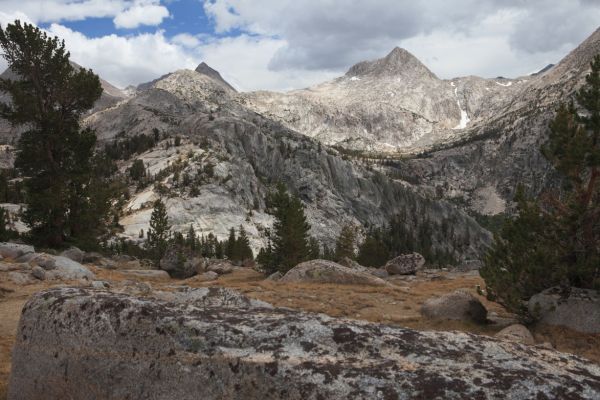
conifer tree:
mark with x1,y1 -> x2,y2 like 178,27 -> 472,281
357,234 -> 389,267
268,183 -> 311,272
226,227 -> 236,260
0,21 -> 104,247
334,224 -> 357,261
147,199 -> 171,266
186,224 -> 197,251
308,237 -> 321,260
235,225 -> 253,261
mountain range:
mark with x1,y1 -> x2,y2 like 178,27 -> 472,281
1,26 -> 599,262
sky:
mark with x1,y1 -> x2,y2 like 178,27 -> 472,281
0,0 -> 599,92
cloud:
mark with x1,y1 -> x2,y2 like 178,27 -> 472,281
0,0 -> 170,29
203,0 -> 600,77
113,1 -> 170,29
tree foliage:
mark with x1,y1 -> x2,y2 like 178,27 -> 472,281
0,21 -> 108,247
481,56 -> 600,313
147,199 -> 171,265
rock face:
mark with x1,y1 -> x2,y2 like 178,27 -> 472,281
280,259 -> 387,286
421,290 -> 488,324
494,324 -> 535,346
385,252 -> 426,275
9,287 -> 600,400
528,287 -> 600,334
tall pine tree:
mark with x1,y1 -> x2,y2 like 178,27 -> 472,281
0,21 -> 104,247
147,199 -> 171,266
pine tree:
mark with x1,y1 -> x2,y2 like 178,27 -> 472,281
147,199 -> 171,266
357,234 -> 389,267
235,225 -> 253,261
268,184 -> 311,273
0,21 -> 104,247
226,227 -> 236,260
186,224 -> 197,251
334,224 -> 356,261
0,208 -> 10,241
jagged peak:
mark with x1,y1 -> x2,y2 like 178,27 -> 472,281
194,62 -> 236,92
346,47 -> 437,80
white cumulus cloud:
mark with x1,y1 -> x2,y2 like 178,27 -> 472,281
113,1 -> 170,29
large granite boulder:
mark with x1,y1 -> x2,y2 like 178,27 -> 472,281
60,247 -> 84,263
159,246 -> 203,279
421,290 -> 488,324
205,260 -> 235,275
528,287 -> 600,334
0,242 -> 34,260
45,256 -> 95,281
8,287 -> 600,399
385,252 -> 425,275
280,259 -> 387,286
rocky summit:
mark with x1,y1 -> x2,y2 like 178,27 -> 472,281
8,287 -> 600,400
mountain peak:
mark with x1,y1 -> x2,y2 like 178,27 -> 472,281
194,62 -> 236,92
346,47 -> 437,80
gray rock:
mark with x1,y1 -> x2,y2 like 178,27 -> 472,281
266,271 -> 283,281
368,267 -> 389,279
30,266 -> 46,281
60,247 -> 84,263
120,270 -> 170,279
14,252 -> 39,263
151,287 -> 272,308
159,247 -> 199,279
7,271 -> 34,285
8,287 -> 600,400
91,281 -> 111,290
338,257 -> 367,271
0,242 -> 34,260
45,256 -> 94,281
28,253 -> 57,270
494,324 -> 535,345
528,287 -> 600,334
385,252 -> 426,275
197,271 -> 218,281
205,260 -> 235,275
421,290 -> 488,324
0,261 -> 27,272
280,259 -> 387,286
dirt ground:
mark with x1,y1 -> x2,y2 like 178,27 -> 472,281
1,267 -> 599,399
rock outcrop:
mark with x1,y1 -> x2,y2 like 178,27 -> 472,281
8,287 -> 600,399
280,259 -> 387,286
528,287 -> 600,334
421,290 -> 488,324
385,252 -> 425,275
494,324 -> 535,346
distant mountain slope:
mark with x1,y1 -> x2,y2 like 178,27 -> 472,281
397,27 -> 600,216
84,68 -> 491,261
239,47 -> 527,153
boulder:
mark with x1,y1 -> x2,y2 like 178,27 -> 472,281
7,271 -> 34,285
528,287 -> 600,334
421,290 -> 488,324
266,271 -> 283,281
0,242 -> 34,260
28,253 -> 57,270
9,287 -> 600,400
205,260 -> 235,275
91,281 -> 111,290
385,252 -> 425,275
368,267 -> 389,279
31,266 -> 46,281
196,271 -> 218,281
338,257 -> 367,271
280,260 -> 387,286
60,247 -> 84,263
120,270 -> 170,279
494,324 -> 535,345
151,287 -> 272,308
45,256 -> 94,281
159,247 -> 200,279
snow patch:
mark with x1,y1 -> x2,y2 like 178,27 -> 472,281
495,81 -> 513,87
452,87 -> 470,130
350,76 -> 360,81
